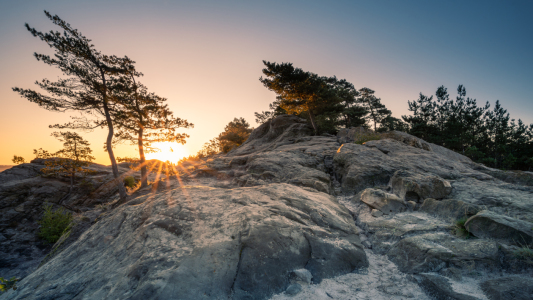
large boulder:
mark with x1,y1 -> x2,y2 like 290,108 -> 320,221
387,232 -> 500,274
3,184 -> 368,300
480,276 -> 533,300
390,170 -> 452,202
419,198 -> 482,222
465,210 -> 533,246
360,188 -> 406,214
418,273 -> 485,300
333,135 -> 471,194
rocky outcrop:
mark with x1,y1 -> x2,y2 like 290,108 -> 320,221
390,170 -> 453,202
387,232 -> 500,273
3,116 -> 533,299
0,160 -> 130,280
417,273 -> 484,300
465,210 -> 533,246
419,198 -> 482,222
360,188 -> 406,214
4,184 -> 367,300
480,276 -> 533,300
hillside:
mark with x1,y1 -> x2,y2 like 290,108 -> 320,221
1,115 -> 532,299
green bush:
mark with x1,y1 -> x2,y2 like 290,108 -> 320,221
453,217 -> 473,239
38,203 -> 73,244
124,176 -> 136,188
0,276 -> 18,292
354,132 -> 382,145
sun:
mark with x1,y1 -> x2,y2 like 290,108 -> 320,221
145,142 -> 189,164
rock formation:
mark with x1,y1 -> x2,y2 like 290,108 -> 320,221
1,115 -> 532,299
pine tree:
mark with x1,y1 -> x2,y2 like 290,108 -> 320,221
12,11 -> 130,202
259,61 -> 359,134
358,88 -> 391,131
218,118 -> 253,153
110,65 -> 193,188
41,132 -> 95,198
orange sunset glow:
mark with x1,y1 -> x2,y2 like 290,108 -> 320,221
1,1 -> 532,166
145,142 -> 189,165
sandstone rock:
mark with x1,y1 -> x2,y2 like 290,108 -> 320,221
439,267 -> 462,281
357,212 -> 452,254
333,135 -> 470,194
390,170 -> 452,202
465,210 -> 533,246
449,177 -> 533,224
371,209 -> 384,217
285,283 -> 302,295
5,184 -> 367,300
290,269 -> 312,284
361,188 -> 406,214
419,198 -> 482,222
418,273 -> 483,300
480,276 -> 533,300
387,232 -> 500,274
407,200 -> 417,211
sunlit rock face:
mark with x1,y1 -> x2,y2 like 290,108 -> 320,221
5,184 -> 367,300
4,114 -> 533,299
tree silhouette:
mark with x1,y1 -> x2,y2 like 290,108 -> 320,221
259,61 -> 360,134
41,132 -> 95,198
110,66 -> 193,187
358,88 -> 391,132
11,156 -> 26,164
12,11 -> 130,201
218,118 -> 253,153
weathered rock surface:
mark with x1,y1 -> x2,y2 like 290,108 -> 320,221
0,160 -> 130,280
419,198 -> 482,222
3,184 -> 367,300
3,116 -> 533,300
360,188 -> 407,214
418,273 -> 485,300
465,210 -> 533,246
388,232 -> 500,274
390,170 -> 453,202
480,276 -> 533,300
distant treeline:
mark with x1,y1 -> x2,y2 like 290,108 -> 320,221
256,61 -> 533,171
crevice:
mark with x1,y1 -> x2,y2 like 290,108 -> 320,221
230,242 -> 246,295
303,232 -> 313,271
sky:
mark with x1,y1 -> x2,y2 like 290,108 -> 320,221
1,0 -> 532,165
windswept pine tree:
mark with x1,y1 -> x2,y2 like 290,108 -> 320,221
109,63 -> 193,187
259,61 -> 361,134
12,11 -> 133,202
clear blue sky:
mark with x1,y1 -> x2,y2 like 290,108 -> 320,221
1,0 -> 532,164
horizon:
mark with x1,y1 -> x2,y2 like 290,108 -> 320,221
1,0 -> 532,165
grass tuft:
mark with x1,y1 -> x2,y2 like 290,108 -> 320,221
354,132 -> 382,145
453,216 -> 473,239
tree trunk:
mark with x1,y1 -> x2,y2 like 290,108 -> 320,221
100,70 -> 127,205
138,129 -> 148,188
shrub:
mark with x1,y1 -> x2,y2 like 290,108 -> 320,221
38,203 -> 73,244
514,246 -> 533,265
124,176 -> 136,188
0,276 -> 18,292
453,216 -> 473,239
354,131 -> 382,145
